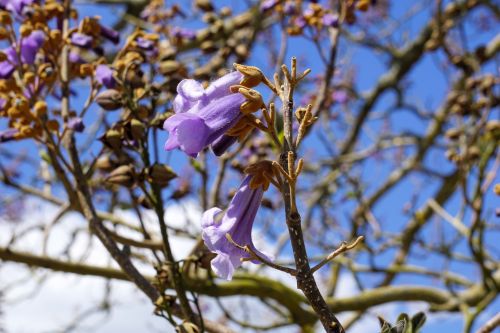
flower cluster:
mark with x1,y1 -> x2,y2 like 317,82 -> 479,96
0,2 -> 123,143
260,0 -> 377,36
164,64 -> 279,279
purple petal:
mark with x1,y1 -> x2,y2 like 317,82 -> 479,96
322,13 -> 339,27
99,24 -> 120,44
95,64 -> 116,89
201,93 -> 244,141
0,128 -> 18,143
173,93 -> 197,114
211,135 -> 238,156
163,113 -> 210,156
205,71 -> 243,100
260,0 -> 278,11
0,61 -> 15,79
68,117 -> 85,132
19,30 -> 45,64
71,33 -> 93,48
136,37 -> 154,51
177,79 -> 206,102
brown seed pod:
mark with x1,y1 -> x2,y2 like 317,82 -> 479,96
96,89 -> 123,111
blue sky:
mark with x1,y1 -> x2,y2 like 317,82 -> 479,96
1,0 -> 498,332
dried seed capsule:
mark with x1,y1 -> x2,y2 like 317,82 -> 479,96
96,89 -> 122,111
146,163 -> 176,187
130,119 -> 146,141
445,128 -> 461,140
195,0 -> 214,12
106,165 -> 136,187
159,60 -> 181,75
95,154 -> 115,171
101,128 -> 122,150
34,101 -> 47,117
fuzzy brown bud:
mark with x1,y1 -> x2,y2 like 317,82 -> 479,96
233,63 -> 263,88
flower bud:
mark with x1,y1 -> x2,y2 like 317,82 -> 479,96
176,321 -> 200,333
146,163 -> 177,187
233,63 -> 263,88
231,86 -> 264,114
356,0 -> 370,11
485,120 -> 500,134
200,40 -> 216,53
0,12 -> 12,25
96,89 -> 123,111
494,184 -> 500,196
106,165 -> 136,187
0,27 -> 8,40
34,101 -> 47,117
46,120 -> 59,132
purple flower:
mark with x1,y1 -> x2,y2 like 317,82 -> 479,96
5,0 -> 34,17
171,27 -> 196,40
164,71 -> 245,157
322,13 -> 339,27
95,64 -> 116,88
0,30 -> 45,79
71,33 -> 93,48
202,175 -> 271,280
332,90 -> 349,104
164,93 -> 244,157
260,0 -> 278,11
295,16 -> 306,29
283,2 -> 296,14
19,30 -> 45,63
68,117 -> 85,132
173,71 -> 243,114
135,37 -> 154,51
0,128 -> 18,143
99,25 -> 120,44
69,51 -> 84,63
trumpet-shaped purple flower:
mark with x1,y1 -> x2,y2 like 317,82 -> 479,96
164,71 -> 244,157
164,93 -> 244,157
4,0 -> 34,17
202,176 -> 271,280
0,30 -> 45,79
